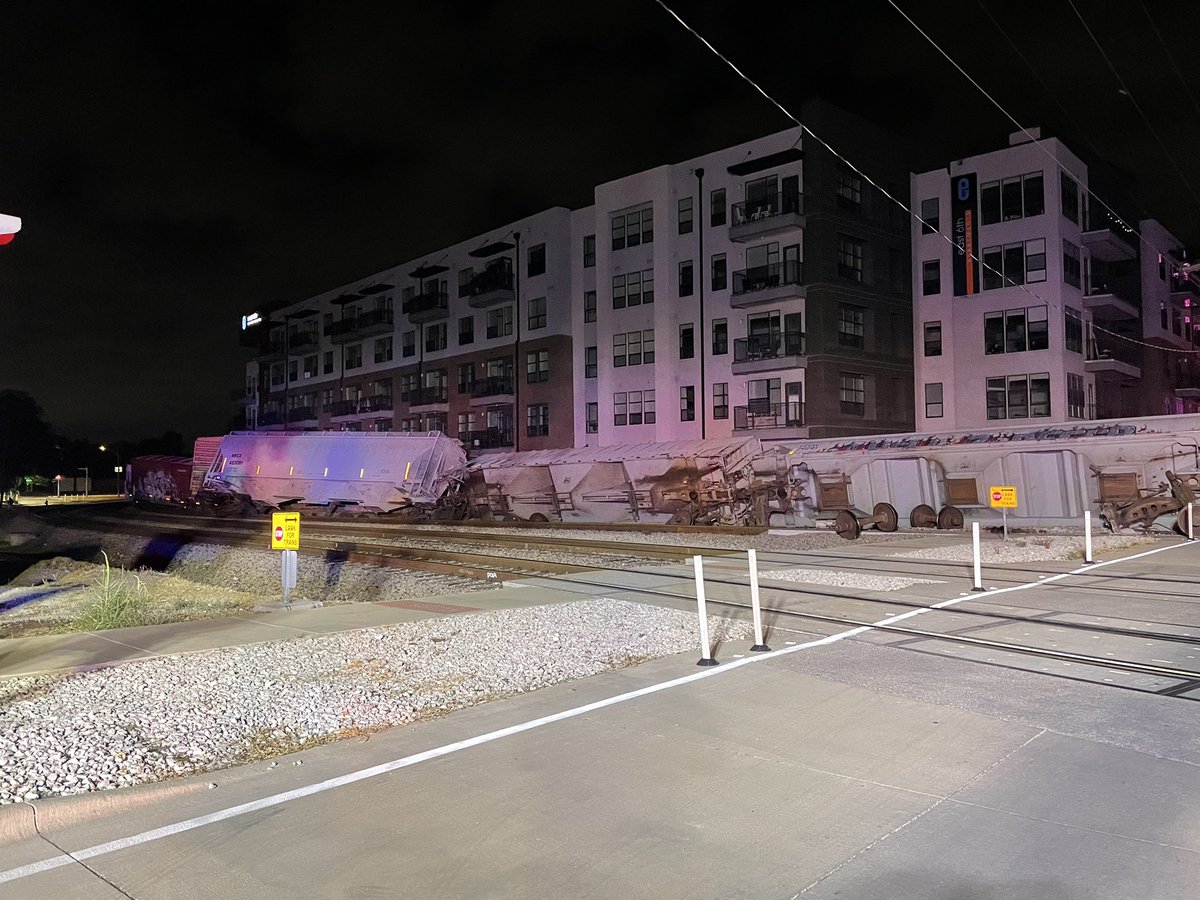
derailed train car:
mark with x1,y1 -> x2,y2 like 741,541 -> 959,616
778,413 -> 1200,531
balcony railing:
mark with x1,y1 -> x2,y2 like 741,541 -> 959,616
733,331 -> 806,362
733,401 -> 805,430
324,308 -> 394,340
730,191 -> 804,227
464,428 -> 513,449
402,290 -> 448,322
407,385 -> 448,405
470,376 -> 514,398
361,394 -> 393,412
732,261 -> 803,296
258,410 -> 285,426
466,265 -> 514,296
287,331 -> 320,351
329,399 -> 360,417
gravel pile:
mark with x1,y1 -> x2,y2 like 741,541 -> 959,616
890,534 -> 1153,564
758,568 -> 942,592
0,599 -> 751,805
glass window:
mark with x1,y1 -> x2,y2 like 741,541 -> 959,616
1024,173 -> 1045,216
921,197 -> 939,234
640,207 -> 654,244
627,331 -> 642,366
680,385 -> 696,421
643,329 -> 655,364
924,321 -> 942,357
585,346 -> 597,378
613,392 -> 627,426
1067,373 -> 1085,418
980,181 -> 1001,226
678,196 -> 693,235
713,382 -> 729,419
611,214 -> 626,251
526,404 -> 549,437
613,333 -> 627,367
1005,309 -> 1027,353
612,275 -> 626,309
628,391 -> 643,426
711,188 -> 726,227
1027,306 -> 1049,351
712,319 -> 728,355
584,290 -> 597,323
583,234 -> 596,268
528,296 -> 547,330
839,373 -> 865,415
1025,238 -> 1046,283
986,377 -> 1007,420
1030,373 -> 1051,417
1061,173 -> 1079,224
402,331 -> 415,357
1001,177 -> 1023,221
526,350 -> 550,384
711,254 -> 726,291
485,306 -> 513,338
1003,243 -> 1025,286
922,259 -> 940,296
985,313 -> 1005,355
1007,375 -> 1029,418
679,323 -> 694,359
323,350 -> 334,374
679,260 -> 693,297
1063,240 -> 1081,288
838,235 -> 864,282
982,246 -> 1004,291
586,402 -> 598,433
527,243 -> 546,277
458,316 -> 474,345
1065,307 -> 1083,353
838,305 -> 865,348
374,336 -> 393,364
925,382 -> 943,418
645,389 -> 656,424
836,167 -> 862,208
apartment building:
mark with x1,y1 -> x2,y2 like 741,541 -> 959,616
912,129 -> 1200,432
242,101 -> 917,450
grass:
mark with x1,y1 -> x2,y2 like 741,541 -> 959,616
75,552 -> 154,632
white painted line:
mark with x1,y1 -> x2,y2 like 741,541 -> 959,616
2,538 -> 1195,887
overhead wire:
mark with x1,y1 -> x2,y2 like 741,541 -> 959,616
1141,2 -> 1200,126
652,0 -> 1200,357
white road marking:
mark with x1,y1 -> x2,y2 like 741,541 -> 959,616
1,539 -> 1194,887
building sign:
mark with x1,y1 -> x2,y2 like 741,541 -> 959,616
271,512 -> 300,550
950,173 -> 979,296
241,312 -> 263,330
988,486 -> 1018,509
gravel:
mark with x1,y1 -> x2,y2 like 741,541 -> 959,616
0,599 -> 751,805
758,568 -> 942,592
889,534 -> 1154,563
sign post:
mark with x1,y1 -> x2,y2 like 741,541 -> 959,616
271,512 -> 301,604
989,485 -> 1018,540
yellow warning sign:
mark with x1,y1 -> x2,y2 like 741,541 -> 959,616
988,486 -> 1018,509
271,512 -> 300,550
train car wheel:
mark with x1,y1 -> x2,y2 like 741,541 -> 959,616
873,502 -> 899,532
834,509 -> 862,540
910,503 -> 937,528
529,513 -> 550,523
936,505 -> 964,530
1175,508 -> 1192,535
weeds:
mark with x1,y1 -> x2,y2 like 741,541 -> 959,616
75,552 -> 153,631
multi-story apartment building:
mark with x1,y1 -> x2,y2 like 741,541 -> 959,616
912,128 -> 1200,432
242,102 -> 917,449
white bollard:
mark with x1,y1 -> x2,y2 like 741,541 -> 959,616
971,521 -> 985,591
1084,510 -> 1094,564
748,549 -> 769,651
693,555 -> 718,666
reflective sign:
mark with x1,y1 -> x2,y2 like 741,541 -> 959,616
271,512 -> 300,550
988,486 -> 1018,509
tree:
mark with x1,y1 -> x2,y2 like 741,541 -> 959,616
0,390 -> 55,490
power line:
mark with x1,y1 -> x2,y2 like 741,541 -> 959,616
651,0 -> 1200,358
1064,0 -> 1200,211
1141,2 -> 1200,125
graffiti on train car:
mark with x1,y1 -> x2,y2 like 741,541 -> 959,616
788,422 -> 1147,455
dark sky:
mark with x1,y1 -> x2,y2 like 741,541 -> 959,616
2,0 -> 1198,443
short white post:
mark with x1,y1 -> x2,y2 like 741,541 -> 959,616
971,521 -> 985,591
693,555 -> 718,666
748,549 -> 769,651
1084,510 -> 1095,564
1189,503 -> 1195,542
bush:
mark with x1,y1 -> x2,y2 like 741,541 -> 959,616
76,552 -> 152,631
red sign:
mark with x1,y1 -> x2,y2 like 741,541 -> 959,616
274,526 -> 285,541
992,491 -> 1002,502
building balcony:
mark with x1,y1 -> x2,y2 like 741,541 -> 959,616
464,428 -> 514,450
324,308 -> 395,344
1081,213 -> 1136,262
1083,285 -> 1139,321
360,394 -> 393,413
403,290 -> 449,324
406,386 -> 449,408
1085,347 -> 1141,381
287,331 -> 320,352
732,332 -> 806,375
730,261 -> 805,308
258,410 -> 286,427
465,266 -> 516,308
733,401 -> 806,434
729,192 -> 804,243
328,399 -> 361,418
468,376 -> 515,401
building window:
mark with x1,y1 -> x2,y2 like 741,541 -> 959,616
459,316 -> 474,345
1027,306 -> 1048,350
981,239 -> 1045,290
1063,240 -> 1081,288
1025,238 -> 1047,283
303,354 -> 319,378
922,259 -> 941,296
526,404 -> 549,437
925,382 -> 944,418
627,330 -> 643,366
344,343 -> 362,370
837,235 -> 863,282
374,336 -> 393,364
583,234 -> 596,268
425,322 -> 447,352
836,167 -> 862,208
679,260 -> 694,297
322,350 -> 334,375
1068,373 -> 1085,418
288,359 -> 298,383
981,172 -> 1044,226
457,363 -> 475,394
613,333 -> 627,367
711,253 -> 727,291
614,391 -> 627,426
458,267 -> 473,298
679,323 -> 694,359
713,382 -> 729,419
584,290 -> 597,323
838,305 -> 865,348
643,328 -> 655,363
402,331 -> 415,358
839,373 -> 865,415
987,373 -> 1051,419
628,391 -> 644,425
612,269 -> 654,309
923,321 -> 942,357
528,296 -> 547,330
586,402 -> 598,433
611,207 -> 653,250
711,188 -> 726,226
527,243 -> 546,277
486,306 -> 513,339
678,196 -> 693,235
712,319 -> 728,355
1061,173 -> 1079,224
1065,307 -> 1083,353
526,349 -> 549,384
585,346 -> 597,378
680,386 -> 696,421
921,197 -> 939,234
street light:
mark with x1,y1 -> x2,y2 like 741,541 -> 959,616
99,444 -> 124,496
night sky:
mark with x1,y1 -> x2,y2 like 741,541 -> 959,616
2,0 -> 1197,444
